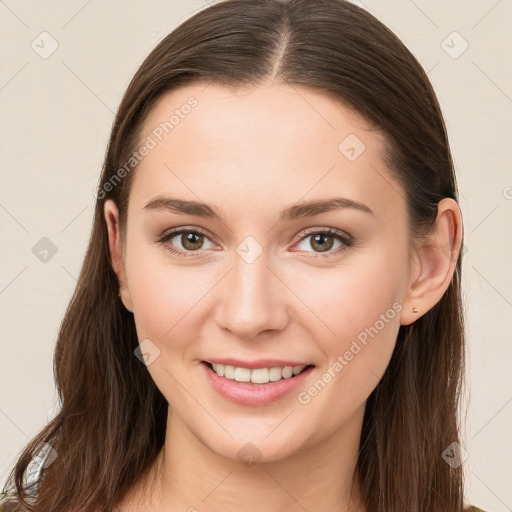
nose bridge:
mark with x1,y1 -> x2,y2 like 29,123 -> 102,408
215,242 -> 287,338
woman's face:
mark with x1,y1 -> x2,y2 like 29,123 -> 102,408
106,82 -> 418,462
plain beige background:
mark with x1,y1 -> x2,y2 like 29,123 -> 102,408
1,0 -> 511,509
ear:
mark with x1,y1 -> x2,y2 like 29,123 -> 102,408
104,199 -> 133,313
400,197 -> 463,326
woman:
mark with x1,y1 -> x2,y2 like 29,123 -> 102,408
1,0 -> 487,510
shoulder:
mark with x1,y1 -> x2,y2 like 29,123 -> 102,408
465,506 -> 488,512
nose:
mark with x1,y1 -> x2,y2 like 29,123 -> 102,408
214,248 -> 289,340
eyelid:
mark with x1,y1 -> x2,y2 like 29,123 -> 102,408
156,225 -> 354,258
295,226 -> 353,244
290,226 -> 354,258
156,225 -> 218,251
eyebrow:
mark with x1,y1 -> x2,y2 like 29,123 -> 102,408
143,196 -> 374,221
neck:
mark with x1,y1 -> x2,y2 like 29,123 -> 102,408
119,403 -> 367,512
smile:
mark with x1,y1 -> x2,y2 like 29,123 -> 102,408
205,361 -> 312,384
201,360 -> 316,406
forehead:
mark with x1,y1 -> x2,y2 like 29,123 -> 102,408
130,82 -> 403,225
142,81 -> 377,152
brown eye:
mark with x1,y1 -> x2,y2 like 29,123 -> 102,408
180,232 -> 205,251
294,228 -> 353,257
309,233 -> 335,253
157,227 -> 215,257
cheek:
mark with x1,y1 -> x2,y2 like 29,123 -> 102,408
290,255 -> 404,345
125,241 -> 212,349
126,253 -> 213,399
294,273 -> 402,435
289,253 -> 404,407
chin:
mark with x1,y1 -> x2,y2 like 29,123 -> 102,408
195,421 -> 311,465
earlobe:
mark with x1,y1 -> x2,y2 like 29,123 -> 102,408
400,198 -> 463,326
103,199 -> 133,313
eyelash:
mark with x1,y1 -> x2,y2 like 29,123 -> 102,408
156,226 -> 354,259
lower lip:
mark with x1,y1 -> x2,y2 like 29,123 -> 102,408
201,362 -> 315,406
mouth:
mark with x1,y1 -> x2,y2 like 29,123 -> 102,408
200,359 -> 315,406
202,360 -> 315,385
201,360 -> 315,406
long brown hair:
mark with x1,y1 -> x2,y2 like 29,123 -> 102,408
3,1 -> 466,510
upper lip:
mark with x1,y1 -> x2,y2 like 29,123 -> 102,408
203,358 -> 314,369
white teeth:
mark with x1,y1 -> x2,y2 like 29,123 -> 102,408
210,363 -> 307,384
282,366 -> 293,379
269,367 -> 283,382
224,365 -> 235,379
251,368 -> 269,384
215,364 -> 224,377
292,365 -> 305,375
234,367 -> 251,382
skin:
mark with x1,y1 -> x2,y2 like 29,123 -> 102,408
104,81 -> 462,512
